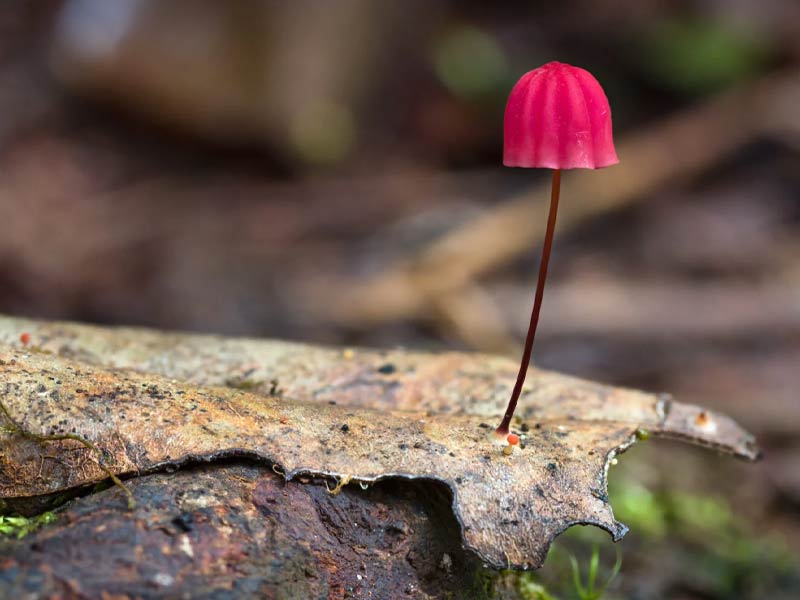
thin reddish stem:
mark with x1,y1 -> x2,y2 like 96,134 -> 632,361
496,169 -> 561,435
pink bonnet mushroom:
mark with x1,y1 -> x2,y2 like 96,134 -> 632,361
497,61 -> 619,437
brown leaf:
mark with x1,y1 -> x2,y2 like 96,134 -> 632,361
0,317 -> 758,569
0,316 -> 758,458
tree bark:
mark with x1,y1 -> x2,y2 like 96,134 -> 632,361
1,463 -> 488,599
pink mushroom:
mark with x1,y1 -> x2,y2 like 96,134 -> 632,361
497,61 -> 619,436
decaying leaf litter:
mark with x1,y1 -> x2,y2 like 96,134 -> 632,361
0,316 -> 757,569
2,463 -> 489,599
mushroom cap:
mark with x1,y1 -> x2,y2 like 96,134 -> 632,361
503,62 -> 619,170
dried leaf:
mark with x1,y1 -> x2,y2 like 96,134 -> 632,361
0,317 -> 758,569
0,317 -> 758,458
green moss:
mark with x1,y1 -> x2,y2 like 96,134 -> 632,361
609,478 -> 799,597
610,482 -> 667,538
467,565 -> 502,599
0,512 -> 56,539
515,573 -> 559,600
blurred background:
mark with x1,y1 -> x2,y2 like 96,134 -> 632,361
1,1 -> 799,598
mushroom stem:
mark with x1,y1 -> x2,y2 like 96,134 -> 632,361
497,168 -> 561,435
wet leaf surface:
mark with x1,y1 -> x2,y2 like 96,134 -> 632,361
0,463 -> 487,599
0,317 -> 757,571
